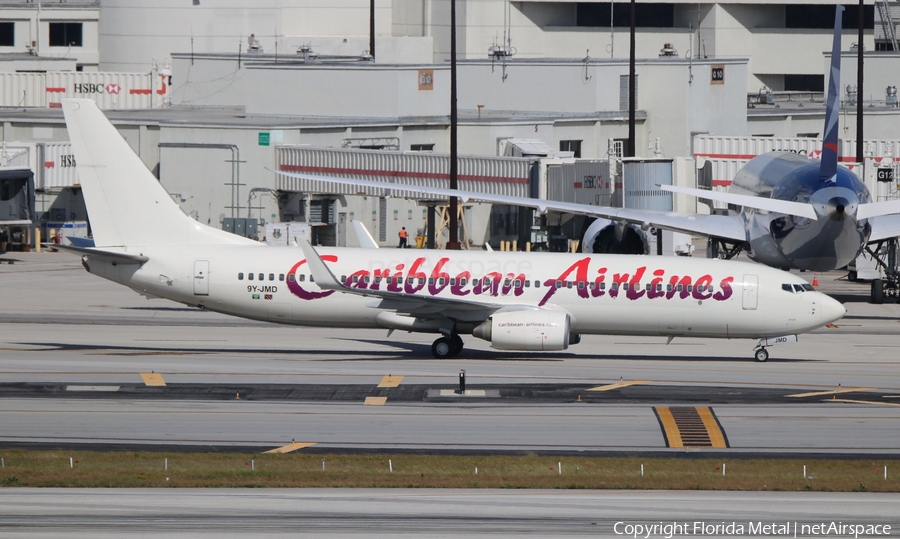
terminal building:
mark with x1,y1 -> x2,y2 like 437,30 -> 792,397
0,0 -> 899,253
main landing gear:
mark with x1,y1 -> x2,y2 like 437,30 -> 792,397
431,334 -> 463,359
867,240 -> 899,304
707,238 -> 747,260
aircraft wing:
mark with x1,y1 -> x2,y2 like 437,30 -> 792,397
351,220 -> 380,249
298,240 -> 530,321
868,214 -> 900,243
271,168 -> 749,243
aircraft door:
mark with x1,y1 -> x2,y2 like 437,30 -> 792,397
742,274 -> 758,310
193,260 -> 210,296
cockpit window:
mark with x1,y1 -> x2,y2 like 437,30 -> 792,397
782,284 -> 793,292
802,284 -> 815,291
793,284 -> 805,293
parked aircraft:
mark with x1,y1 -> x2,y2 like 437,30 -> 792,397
273,5 -> 900,304
57,99 -> 843,362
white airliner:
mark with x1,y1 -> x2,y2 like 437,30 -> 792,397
58,99 -> 844,362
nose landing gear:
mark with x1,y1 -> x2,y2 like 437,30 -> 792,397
754,347 -> 769,362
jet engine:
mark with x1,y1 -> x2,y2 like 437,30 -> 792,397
581,217 -> 649,255
472,310 -> 578,351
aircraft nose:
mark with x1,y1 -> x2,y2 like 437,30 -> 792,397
820,294 -> 846,324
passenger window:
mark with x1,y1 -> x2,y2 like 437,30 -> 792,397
342,275 -> 348,282
686,285 -> 692,292
288,274 -> 295,282
450,278 -> 456,286
397,277 -> 403,284
298,274 -> 305,282
504,279 -> 511,287
364,276 -> 370,284
418,278 -> 425,285
309,275 -> 315,282
534,280 -> 540,288
386,277 -> 392,284
352,275 -> 359,283
556,281 -> 563,289
600,282 -> 606,290
258,273 -> 264,281
279,274 -> 284,281
238,273 -> 244,280
578,281 -> 585,290
375,276 -> 382,284
782,284 -> 793,292
439,278 -> 445,286
460,278 -> 467,286
269,273 -> 275,281
248,273 -> 254,281
666,284 -> 672,292
696,285 -> 704,293
473,279 -> 480,287
428,278 -> 434,285
677,284 -> 683,292
645,283 -> 652,291
524,280 -> 529,288
566,282 -> 572,289
623,283 -> 630,291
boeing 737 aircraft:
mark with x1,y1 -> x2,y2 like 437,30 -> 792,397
273,6 -> 900,304
57,99 -> 844,361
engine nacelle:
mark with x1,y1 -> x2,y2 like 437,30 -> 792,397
472,310 -> 574,351
581,217 -> 649,255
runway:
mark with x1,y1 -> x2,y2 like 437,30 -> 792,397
2,489 -> 898,538
1,251 -> 899,455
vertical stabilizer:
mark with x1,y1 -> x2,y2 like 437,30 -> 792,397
62,99 -> 255,248
820,4 -> 845,183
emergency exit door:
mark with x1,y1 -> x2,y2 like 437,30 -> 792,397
742,274 -> 758,310
194,260 -> 209,295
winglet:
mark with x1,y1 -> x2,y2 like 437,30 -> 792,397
298,240 -> 344,291
351,220 -> 380,249
820,4 -> 844,183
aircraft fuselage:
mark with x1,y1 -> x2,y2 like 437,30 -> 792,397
730,152 -> 871,271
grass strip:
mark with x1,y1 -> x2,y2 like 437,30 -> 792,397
0,450 -> 895,491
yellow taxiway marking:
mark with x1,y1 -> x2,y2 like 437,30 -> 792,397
378,375 -> 404,388
587,380 -> 649,392
827,399 -> 900,407
364,396 -> 388,406
263,442 -> 317,454
654,407 -> 683,448
787,387 -> 876,398
140,372 -> 166,386
696,406 -> 729,448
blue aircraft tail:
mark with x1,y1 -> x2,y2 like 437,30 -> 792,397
820,4 -> 844,183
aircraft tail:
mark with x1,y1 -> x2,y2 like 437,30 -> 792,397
62,99 -> 255,248
820,4 -> 844,183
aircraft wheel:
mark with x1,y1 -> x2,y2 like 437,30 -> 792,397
431,337 -> 453,359
754,348 -> 769,362
872,279 -> 884,304
449,334 -> 464,357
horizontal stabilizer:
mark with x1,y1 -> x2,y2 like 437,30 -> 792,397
661,185 -> 818,221
49,243 -> 149,264
858,199 -> 900,220
66,236 -> 96,248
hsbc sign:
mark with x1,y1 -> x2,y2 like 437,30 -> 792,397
72,83 -> 122,94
